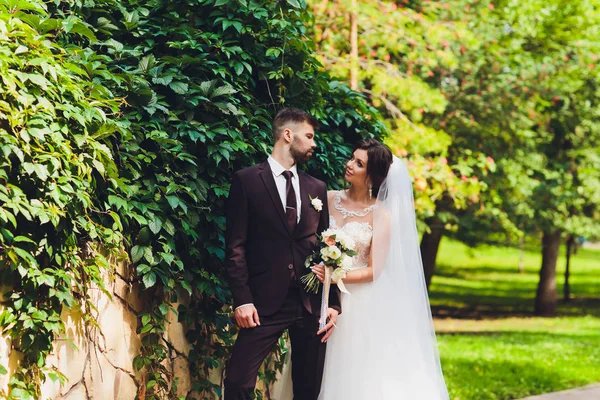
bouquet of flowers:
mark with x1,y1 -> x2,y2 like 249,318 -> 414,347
301,228 -> 358,294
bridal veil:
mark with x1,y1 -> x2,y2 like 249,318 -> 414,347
368,155 -> 449,399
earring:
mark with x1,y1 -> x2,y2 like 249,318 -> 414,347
368,182 -> 373,199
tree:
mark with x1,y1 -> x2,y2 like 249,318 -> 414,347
496,0 -> 600,315
310,0 -> 502,285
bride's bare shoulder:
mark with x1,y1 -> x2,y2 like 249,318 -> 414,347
327,190 -> 339,204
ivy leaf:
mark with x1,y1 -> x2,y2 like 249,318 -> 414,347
180,281 -> 192,295
142,271 -> 157,288
131,245 -> 144,263
68,22 -> 98,42
137,227 -> 151,244
163,219 -> 176,236
138,55 -> 156,73
143,247 -> 154,264
286,0 -> 301,8
15,45 -> 28,55
148,216 -> 162,234
233,62 -> 244,76
169,81 -> 189,95
166,196 -> 179,210
13,247 -> 37,264
266,48 -> 281,58
161,252 -> 175,265
14,236 -> 36,244
159,303 -> 169,316
108,195 -> 128,211
215,0 -> 230,6
152,75 -> 174,86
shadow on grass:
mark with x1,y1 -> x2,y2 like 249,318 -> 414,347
438,331 -> 600,340
435,264 -> 538,279
428,264 -> 600,318
429,281 -> 600,319
431,297 -> 600,319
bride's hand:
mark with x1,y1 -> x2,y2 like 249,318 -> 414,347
311,264 -> 326,282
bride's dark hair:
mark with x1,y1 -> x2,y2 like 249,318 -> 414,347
353,139 -> 393,197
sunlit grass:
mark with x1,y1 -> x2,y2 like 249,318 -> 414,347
430,240 -> 600,400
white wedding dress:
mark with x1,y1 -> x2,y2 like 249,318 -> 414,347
317,187 -> 449,399
275,158 -> 449,400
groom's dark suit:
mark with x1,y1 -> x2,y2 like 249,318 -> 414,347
224,160 -> 341,400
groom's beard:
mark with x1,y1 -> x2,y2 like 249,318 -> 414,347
290,142 -> 314,164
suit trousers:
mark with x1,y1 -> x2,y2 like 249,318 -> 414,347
224,287 -> 326,400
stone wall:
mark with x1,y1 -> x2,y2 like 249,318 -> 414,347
0,261 -> 291,400
0,261 -> 193,399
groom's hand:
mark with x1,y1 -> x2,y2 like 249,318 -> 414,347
235,304 -> 260,328
317,307 -> 339,343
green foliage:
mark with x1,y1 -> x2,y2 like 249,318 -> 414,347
448,0 -> 600,246
0,1 -> 126,398
311,0 -> 600,248
310,0 -> 488,226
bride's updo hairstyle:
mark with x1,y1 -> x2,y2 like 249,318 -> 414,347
353,139 -> 393,198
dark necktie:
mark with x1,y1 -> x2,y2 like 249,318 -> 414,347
282,170 -> 297,232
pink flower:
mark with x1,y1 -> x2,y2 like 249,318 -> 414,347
324,237 -> 336,247
486,156 -> 495,164
440,157 -> 448,165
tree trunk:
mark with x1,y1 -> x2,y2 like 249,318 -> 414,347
534,230 -> 561,316
420,220 -> 444,289
563,235 -> 574,302
349,0 -> 358,90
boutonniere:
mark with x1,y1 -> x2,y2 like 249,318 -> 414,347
309,195 -> 323,212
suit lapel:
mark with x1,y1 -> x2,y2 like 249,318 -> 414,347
296,172 -> 315,237
259,161 -> 292,236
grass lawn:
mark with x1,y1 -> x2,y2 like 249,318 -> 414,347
430,239 -> 600,400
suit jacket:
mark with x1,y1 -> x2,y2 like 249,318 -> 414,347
225,160 -> 341,317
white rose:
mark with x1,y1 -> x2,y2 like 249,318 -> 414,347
341,255 -> 354,269
321,228 -> 336,239
311,197 -> 323,212
320,247 -> 330,261
328,246 -> 342,260
331,267 -> 348,284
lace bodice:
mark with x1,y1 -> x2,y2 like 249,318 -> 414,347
329,215 -> 372,269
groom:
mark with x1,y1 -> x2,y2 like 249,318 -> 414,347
224,108 -> 341,400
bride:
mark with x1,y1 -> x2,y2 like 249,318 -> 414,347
310,138 -> 449,399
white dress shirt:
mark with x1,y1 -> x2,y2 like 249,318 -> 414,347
267,156 -> 302,223
235,157 -> 302,311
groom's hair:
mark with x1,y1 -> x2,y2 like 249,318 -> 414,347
273,108 -> 319,142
